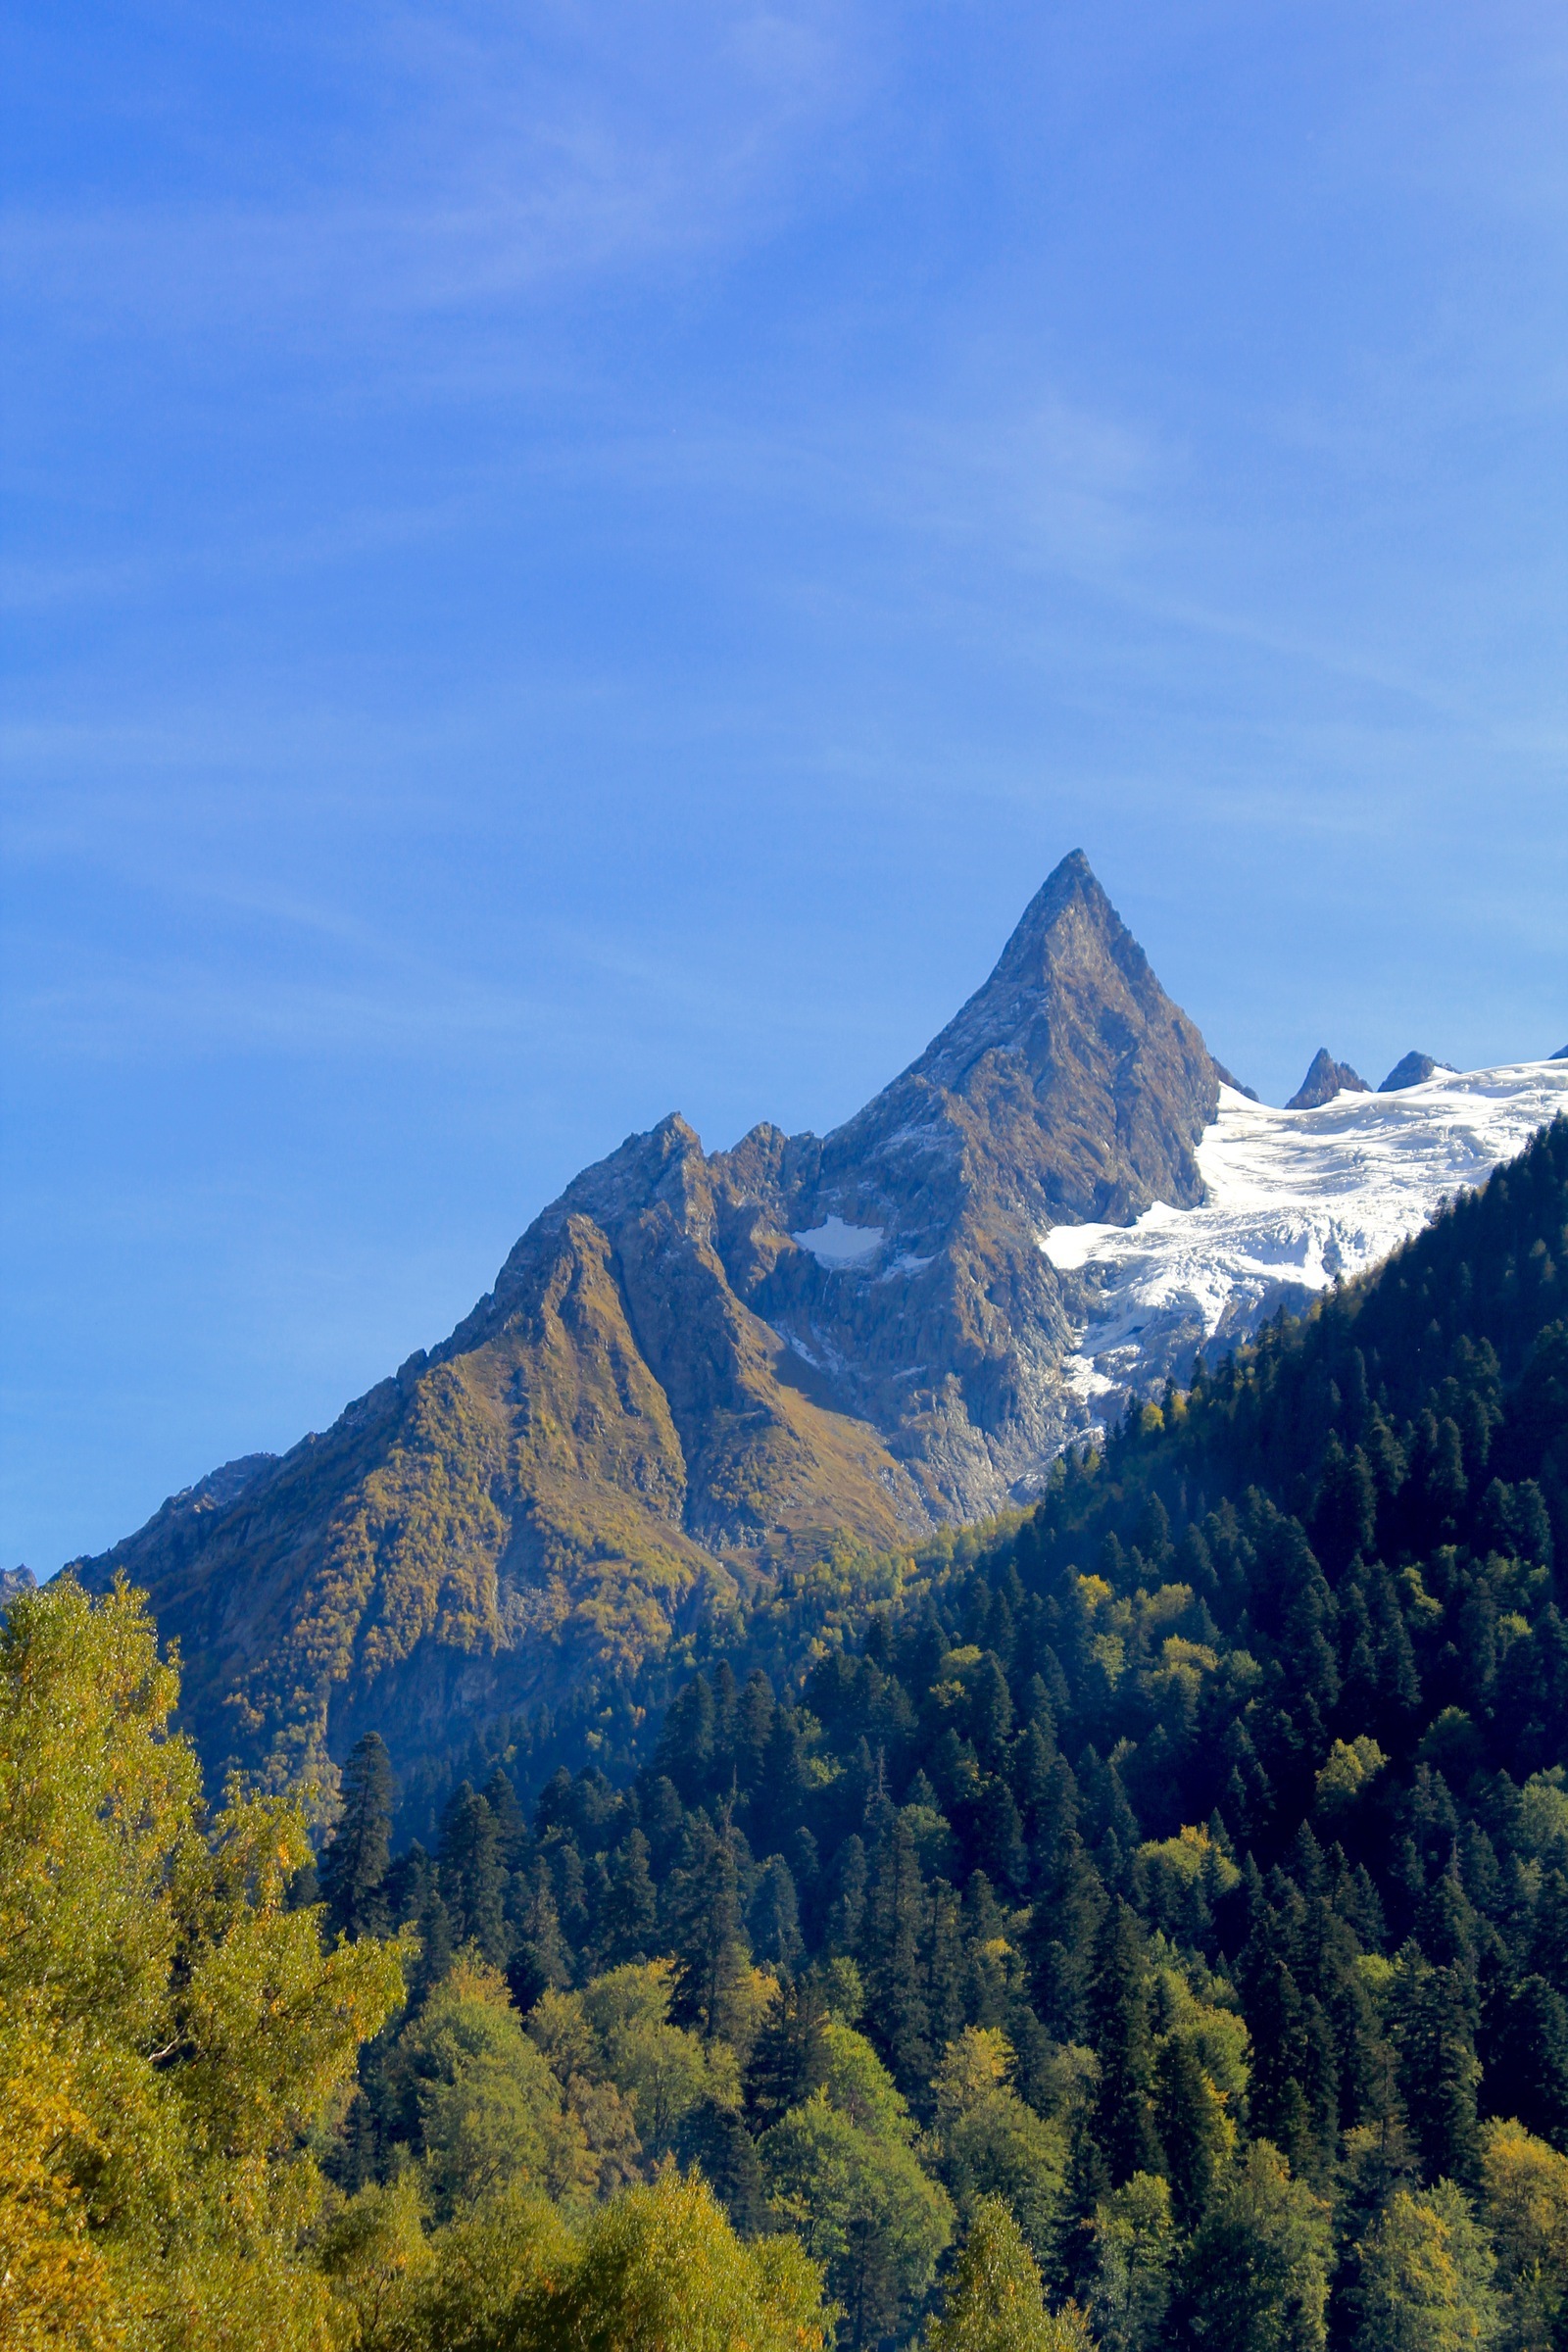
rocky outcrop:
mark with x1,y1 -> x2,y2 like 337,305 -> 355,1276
1379,1052 -> 1455,1093
1287,1049 -> 1371,1111
78,853 -> 1226,1791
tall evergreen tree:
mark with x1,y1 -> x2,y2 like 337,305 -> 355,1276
320,1730 -> 395,1940
864,1813 -> 931,2089
1088,1901 -> 1162,2186
437,1782 -> 507,1967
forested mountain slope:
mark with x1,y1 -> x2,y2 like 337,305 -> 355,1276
311,1113 -> 1568,2348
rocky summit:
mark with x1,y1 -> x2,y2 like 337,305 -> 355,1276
80,853 -> 1230,1789
1285,1046 -> 1370,1110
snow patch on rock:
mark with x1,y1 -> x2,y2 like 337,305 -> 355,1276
793,1215 -> 886,1268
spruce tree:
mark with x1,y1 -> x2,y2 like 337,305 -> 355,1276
745,1974 -> 829,2129
596,1826 -> 658,1967
1088,1901 -> 1162,2185
437,1782 -> 508,1967
666,1812 -> 749,2040
320,1730 -> 395,1941
507,1854 -> 572,2007
864,1812 -> 931,2089
749,1853 -> 804,1973
1393,1950 -> 1483,2188
1154,2032 -> 1227,2231
825,1833 -> 868,1957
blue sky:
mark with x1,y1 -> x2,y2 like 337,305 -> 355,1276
3,1 -> 1566,1576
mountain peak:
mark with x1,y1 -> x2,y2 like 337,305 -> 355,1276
977,846 -> 1127,984
1287,1049 -> 1370,1111
76,853 -> 1230,1789
907,850 -> 1164,1093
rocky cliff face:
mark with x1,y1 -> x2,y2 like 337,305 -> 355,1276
78,852 -> 1223,1791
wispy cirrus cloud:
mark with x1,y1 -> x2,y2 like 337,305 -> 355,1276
3,2 -> 875,351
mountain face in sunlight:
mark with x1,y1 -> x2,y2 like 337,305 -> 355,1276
74,853 -> 1563,1796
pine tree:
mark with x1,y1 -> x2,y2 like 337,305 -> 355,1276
595,1826 -> 659,1968
437,1782 -> 508,1966
864,1813 -> 931,2089
320,1730 -> 396,1940
826,1833 -> 868,1957
1088,1901 -> 1162,2185
1393,1949 -> 1483,2188
745,1974 -> 830,2129
749,1853 -> 804,1973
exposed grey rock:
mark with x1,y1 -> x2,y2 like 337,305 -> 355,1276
1287,1049 -> 1371,1111
1379,1052 -> 1455,1093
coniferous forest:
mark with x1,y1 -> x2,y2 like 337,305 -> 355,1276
6,1112 -> 1568,2350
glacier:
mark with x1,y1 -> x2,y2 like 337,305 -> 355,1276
1041,1059 -> 1568,1418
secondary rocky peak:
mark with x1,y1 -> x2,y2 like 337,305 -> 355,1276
1379,1051 -> 1455,1094
1287,1049 -> 1371,1111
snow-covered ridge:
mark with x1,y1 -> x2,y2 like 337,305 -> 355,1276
1041,1060 -> 1568,1416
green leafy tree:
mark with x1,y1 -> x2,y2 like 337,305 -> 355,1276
0,1574 -> 406,2350
577,1957 -> 725,2154
927,2194 -> 1095,2352
358,2182 -> 575,2352
1350,2180 -> 1499,2352
1182,2140 -> 1332,2352
512,2168 -> 831,2352
1089,2171 -> 1175,2352
316,2170 -> 430,2344
1481,2119 -> 1568,2352
762,2087 -> 954,2349
402,1953 -> 593,2216
926,2027 -> 1067,2264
